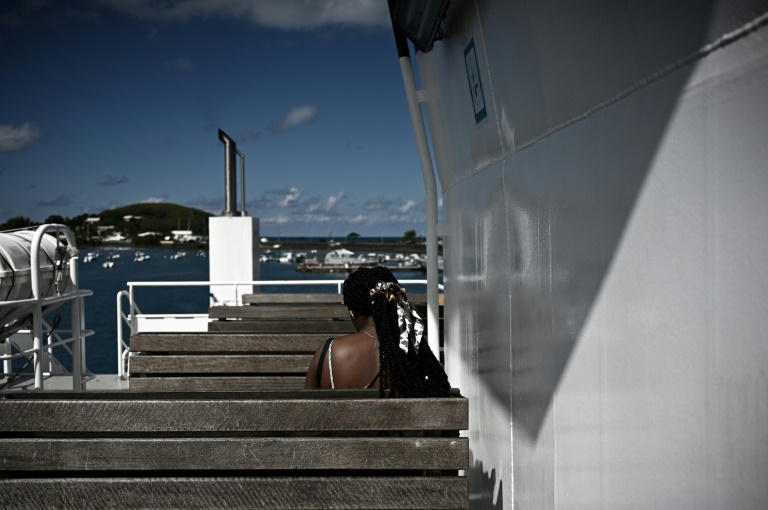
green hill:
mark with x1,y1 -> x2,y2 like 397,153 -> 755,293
1,203 -> 214,245
99,203 -> 212,236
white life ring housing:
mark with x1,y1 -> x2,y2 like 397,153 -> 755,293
0,230 -> 72,334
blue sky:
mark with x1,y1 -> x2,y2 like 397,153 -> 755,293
0,0 -> 432,237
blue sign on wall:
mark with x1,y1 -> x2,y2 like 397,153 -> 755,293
464,38 -> 487,124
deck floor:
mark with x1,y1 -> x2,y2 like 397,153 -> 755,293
2,374 -> 129,391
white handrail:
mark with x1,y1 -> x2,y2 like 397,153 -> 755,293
116,290 -> 142,379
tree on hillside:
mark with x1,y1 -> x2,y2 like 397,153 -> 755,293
402,230 -> 418,244
0,216 -> 36,231
44,215 -> 66,225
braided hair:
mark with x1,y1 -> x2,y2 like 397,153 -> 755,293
343,266 -> 450,397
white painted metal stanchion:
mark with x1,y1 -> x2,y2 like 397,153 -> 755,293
392,38 -> 441,357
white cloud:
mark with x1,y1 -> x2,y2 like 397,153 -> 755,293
308,192 -> 345,213
0,122 -> 41,152
388,213 -> 421,224
272,214 -> 291,225
94,0 -> 389,29
363,195 -> 396,211
142,195 -> 167,203
347,213 -> 367,224
326,192 -> 345,210
278,187 -> 301,208
272,106 -> 317,132
397,200 -> 418,213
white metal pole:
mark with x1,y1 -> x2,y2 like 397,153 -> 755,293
30,226 -> 47,389
1,340 -> 9,377
117,291 -> 125,378
61,227 -> 84,389
129,285 -> 137,335
71,288 -> 83,389
395,55 -> 440,358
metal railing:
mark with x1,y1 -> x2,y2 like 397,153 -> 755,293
116,279 -> 440,378
0,224 -> 94,389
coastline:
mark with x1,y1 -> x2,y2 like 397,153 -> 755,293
80,240 -> 436,255
260,240 -> 437,256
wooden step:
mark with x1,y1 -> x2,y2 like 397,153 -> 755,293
1,437 -> 466,471
130,333 -> 322,353
0,390 -> 469,509
240,293 -> 439,305
129,376 -> 306,391
243,293 -> 344,305
0,477 -> 469,510
0,391 -> 469,431
130,354 -> 313,374
209,305 -> 348,320
209,320 -> 355,334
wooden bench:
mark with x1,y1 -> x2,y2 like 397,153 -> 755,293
128,293 -> 442,390
210,293 -> 437,333
128,332 -> 318,390
129,294 -> 351,390
0,389 -> 469,510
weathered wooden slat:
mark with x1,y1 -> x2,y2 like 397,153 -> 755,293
208,320 -> 355,333
130,333 -> 322,353
209,305 -> 348,320
240,292 -> 438,305
0,398 -> 468,432
0,388 -> 463,400
129,354 -> 313,374
243,293 -> 344,305
1,437 -> 468,471
0,477 -> 469,510
129,376 -> 306,391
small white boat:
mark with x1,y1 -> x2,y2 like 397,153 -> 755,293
279,252 -> 302,263
102,261 -> 114,269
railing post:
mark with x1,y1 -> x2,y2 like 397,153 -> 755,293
1,340 -> 9,377
71,290 -> 83,389
116,291 -> 124,379
30,227 -> 46,389
129,285 -> 137,335
389,22 -> 441,357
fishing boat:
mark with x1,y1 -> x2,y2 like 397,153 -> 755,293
277,251 -> 306,264
296,248 -> 381,273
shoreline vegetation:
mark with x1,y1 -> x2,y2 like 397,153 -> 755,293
260,240 -> 433,255
2,204 -> 438,255
84,240 -> 435,255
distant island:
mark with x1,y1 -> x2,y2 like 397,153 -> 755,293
0,204 -> 432,253
0,203 -> 211,247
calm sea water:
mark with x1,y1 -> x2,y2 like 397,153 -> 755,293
64,246 -> 429,374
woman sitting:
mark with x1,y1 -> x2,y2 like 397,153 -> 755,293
304,265 -> 450,397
